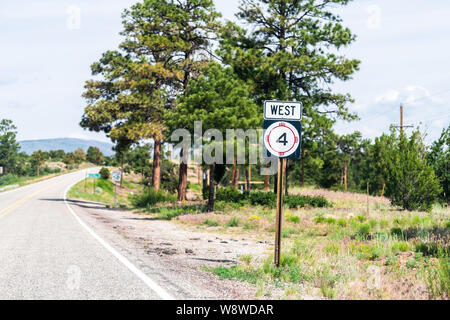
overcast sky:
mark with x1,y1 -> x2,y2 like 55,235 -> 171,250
0,0 -> 449,144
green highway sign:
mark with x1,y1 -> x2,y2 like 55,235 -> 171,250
89,173 -> 101,178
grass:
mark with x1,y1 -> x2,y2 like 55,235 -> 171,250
192,186 -> 450,300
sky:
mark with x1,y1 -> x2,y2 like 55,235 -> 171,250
0,0 -> 449,145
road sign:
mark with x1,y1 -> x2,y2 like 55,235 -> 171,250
263,120 -> 301,159
88,173 -> 100,179
112,170 -> 121,182
0,167 -> 3,175
262,101 -> 302,268
264,100 -> 302,121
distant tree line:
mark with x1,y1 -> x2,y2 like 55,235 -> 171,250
0,119 -> 109,185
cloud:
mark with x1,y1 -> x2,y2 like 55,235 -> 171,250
405,85 -> 443,104
375,89 -> 399,103
366,5 -> 382,30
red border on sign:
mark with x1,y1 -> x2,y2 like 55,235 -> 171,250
267,123 -> 299,155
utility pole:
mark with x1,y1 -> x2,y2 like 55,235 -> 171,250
394,104 -> 414,133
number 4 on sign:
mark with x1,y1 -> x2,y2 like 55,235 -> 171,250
277,133 -> 288,146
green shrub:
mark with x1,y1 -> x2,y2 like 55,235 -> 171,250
357,215 -> 367,223
129,188 -> 176,208
337,218 -> 347,227
203,218 -> 219,227
286,215 -> 300,224
284,195 -> 332,209
326,218 -> 336,225
99,167 -> 110,180
358,223 -> 371,236
391,227 -> 404,238
392,242 -> 410,254
249,192 -> 276,207
0,174 -> 19,187
379,219 -> 389,228
414,242 -> 440,257
226,217 -> 240,227
314,215 -> 327,224
216,187 -> 245,203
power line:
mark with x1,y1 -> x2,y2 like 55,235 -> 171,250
360,87 -> 450,123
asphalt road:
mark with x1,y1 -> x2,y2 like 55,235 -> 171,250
0,169 -> 173,300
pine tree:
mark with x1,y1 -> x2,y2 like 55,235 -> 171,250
167,62 -> 260,210
383,128 -> 441,211
219,0 -> 360,192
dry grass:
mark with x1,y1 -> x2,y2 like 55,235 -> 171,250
171,186 -> 449,300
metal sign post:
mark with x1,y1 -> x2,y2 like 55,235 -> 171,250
88,173 -> 101,195
112,170 -> 121,207
263,100 -> 302,268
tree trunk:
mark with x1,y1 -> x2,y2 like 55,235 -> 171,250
231,157 -> 237,187
264,165 -> 269,191
120,153 -> 124,188
152,138 -> 162,191
344,162 -> 348,191
245,169 -> 250,192
233,165 -> 239,188
273,171 -> 277,194
177,148 -> 188,201
207,164 -> 215,212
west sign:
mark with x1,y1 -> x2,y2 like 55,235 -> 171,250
264,100 -> 302,121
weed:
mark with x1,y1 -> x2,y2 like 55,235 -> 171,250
239,254 -> 253,266
314,215 -> 326,224
282,227 -> 297,238
325,242 -> 340,256
357,215 -> 367,223
337,218 -> 347,227
286,215 -> 300,224
210,266 -> 262,284
203,218 -> 219,227
379,219 -> 389,228
426,250 -> 450,298
391,242 -> 411,254
406,259 -> 417,269
226,217 -> 240,227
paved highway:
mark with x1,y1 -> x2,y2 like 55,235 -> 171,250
0,169 -> 173,300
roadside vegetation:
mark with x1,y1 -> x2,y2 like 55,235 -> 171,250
3,0 -> 447,301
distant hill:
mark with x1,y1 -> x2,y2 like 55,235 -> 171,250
18,138 -> 115,156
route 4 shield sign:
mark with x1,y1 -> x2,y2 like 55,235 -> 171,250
112,170 -> 121,182
263,120 -> 301,159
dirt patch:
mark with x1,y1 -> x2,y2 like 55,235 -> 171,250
70,200 -> 272,299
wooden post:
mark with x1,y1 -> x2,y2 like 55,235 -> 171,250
84,170 -> 87,193
380,183 -> 386,199
274,158 -> 285,268
93,178 -> 96,195
264,165 -> 269,191
248,164 -> 252,192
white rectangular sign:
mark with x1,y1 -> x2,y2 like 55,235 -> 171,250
112,170 -> 121,182
264,100 -> 302,121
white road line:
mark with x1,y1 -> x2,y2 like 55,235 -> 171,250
63,177 -> 174,300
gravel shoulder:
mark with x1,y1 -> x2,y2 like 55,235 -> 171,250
68,199 -> 272,299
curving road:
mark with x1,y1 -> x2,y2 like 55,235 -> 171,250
0,169 -> 173,300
